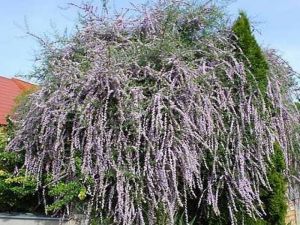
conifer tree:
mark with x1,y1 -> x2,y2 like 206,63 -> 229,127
232,12 -> 269,97
232,13 -> 288,225
261,143 -> 288,225
242,144 -> 287,225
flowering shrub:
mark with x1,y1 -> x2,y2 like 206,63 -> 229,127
7,1 -> 300,224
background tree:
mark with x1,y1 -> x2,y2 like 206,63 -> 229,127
232,12 -> 288,225
232,12 -> 269,98
261,143 -> 287,225
0,119 -> 38,213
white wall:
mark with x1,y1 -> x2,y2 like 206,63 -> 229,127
0,214 -> 83,225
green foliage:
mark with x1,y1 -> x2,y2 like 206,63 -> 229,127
0,127 -> 37,212
47,181 -> 86,212
0,123 -> 40,213
242,216 -> 267,225
156,203 -> 169,225
174,212 -> 196,225
0,128 -> 7,151
229,142 -> 288,225
294,102 -> 300,111
0,169 -> 37,212
91,216 -> 115,225
232,12 -> 287,225
232,12 -> 269,97
261,142 -> 287,225
0,150 -> 22,171
0,84 -> 87,215
5,117 -> 15,140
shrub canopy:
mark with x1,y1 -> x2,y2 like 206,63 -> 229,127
7,1 -> 300,224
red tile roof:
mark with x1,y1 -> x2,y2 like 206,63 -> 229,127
0,76 -> 35,125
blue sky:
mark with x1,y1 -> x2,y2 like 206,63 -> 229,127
0,0 -> 299,79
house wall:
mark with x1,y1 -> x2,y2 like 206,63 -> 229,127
286,199 -> 300,225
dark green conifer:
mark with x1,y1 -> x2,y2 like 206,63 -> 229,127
232,12 -> 269,97
261,142 -> 288,225
242,143 -> 287,225
232,13 -> 288,225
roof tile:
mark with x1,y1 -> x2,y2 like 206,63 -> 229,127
0,76 -> 35,125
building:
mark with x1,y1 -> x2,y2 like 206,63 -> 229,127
0,76 -> 35,125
